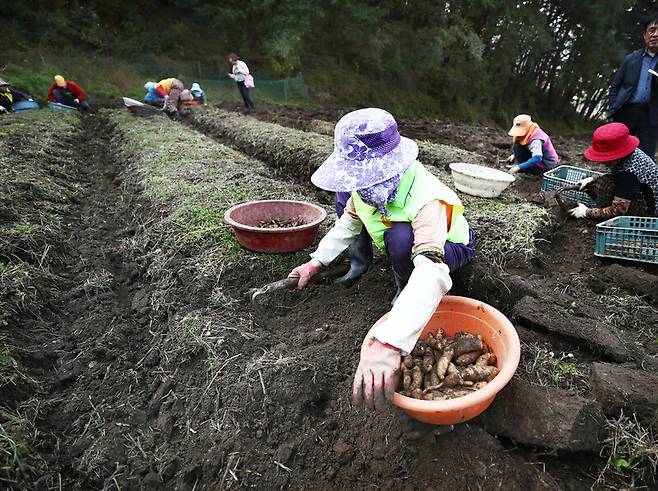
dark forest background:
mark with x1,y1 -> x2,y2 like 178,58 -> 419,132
4,0 -> 657,127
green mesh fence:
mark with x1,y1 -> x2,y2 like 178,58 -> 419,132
133,60 -> 309,103
194,75 -> 309,103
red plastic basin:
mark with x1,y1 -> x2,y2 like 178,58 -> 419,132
366,295 -> 520,425
224,200 -> 327,253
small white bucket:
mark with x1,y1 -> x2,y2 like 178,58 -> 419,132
449,163 -> 515,198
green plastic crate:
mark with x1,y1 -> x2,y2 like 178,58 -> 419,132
541,165 -> 603,206
595,216 -> 658,264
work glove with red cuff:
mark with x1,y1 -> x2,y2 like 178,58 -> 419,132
287,259 -> 322,290
352,338 -> 401,412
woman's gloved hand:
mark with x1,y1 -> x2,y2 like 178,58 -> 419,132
287,259 -> 322,290
508,165 -> 520,174
569,203 -> 589,219
577,176 -> 594,190
352,337 -> 400,412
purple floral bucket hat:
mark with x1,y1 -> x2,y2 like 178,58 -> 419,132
311,108 -> 418,192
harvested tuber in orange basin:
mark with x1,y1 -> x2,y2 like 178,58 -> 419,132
399,330 -> 499,401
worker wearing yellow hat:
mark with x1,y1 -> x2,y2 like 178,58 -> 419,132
48,75 -> 90,111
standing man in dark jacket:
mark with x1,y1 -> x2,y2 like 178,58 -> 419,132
608,15 -> 658,161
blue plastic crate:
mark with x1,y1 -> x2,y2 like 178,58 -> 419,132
541,165 -> 603,207
595,216 -> 658,264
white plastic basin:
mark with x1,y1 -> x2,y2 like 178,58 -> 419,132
449,163 -> 515,198
122,97 -> 144,107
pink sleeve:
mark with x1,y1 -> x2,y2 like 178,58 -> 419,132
411,200 -> 448,259
344,197 -> 360,221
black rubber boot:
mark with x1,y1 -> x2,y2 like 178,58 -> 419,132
391,271 -> 407,306
334,228 -> 373,287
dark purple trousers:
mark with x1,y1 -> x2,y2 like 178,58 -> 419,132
335,192 -> 475,282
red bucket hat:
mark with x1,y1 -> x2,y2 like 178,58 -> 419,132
584,123 -> 639,162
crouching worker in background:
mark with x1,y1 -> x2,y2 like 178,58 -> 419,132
0,79 -> 34,113
48,75 -> 90,111
570,122 -> 658,219
154,77 -> 187,118
507,114 -> 559,175
287,108 -> 476,411
190,82 -> 206,104
143,82 -> 164,107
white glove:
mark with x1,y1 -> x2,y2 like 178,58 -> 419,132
74,98 -> 80,103
506,154 -> 515,163
577,176 -> 594,190
509,165 -> 520,174
28,98 -> 34,101
371,255 -> 452,354
310,213 -> 362,266
569,203 -> 589,219
0,106 -> 7,113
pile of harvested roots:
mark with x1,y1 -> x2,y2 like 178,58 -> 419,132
256,216 -> 306,229
399,330 -> 499,400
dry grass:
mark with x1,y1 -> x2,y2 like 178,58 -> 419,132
190,107 -> 484,178
596,411 -> 658,489
598,288 -> 658,347
0,110 -> 81,487
0,405 -> 47,488
516,340 -> 590,395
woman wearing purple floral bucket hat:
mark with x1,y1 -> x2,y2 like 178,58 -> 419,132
288,108 -> 476,411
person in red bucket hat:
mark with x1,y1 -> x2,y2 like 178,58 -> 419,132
569,122 -> 658,219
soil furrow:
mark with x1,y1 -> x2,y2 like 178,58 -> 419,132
32,115 -> 154,489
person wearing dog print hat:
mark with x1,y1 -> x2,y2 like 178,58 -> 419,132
570,122 -> 658,220
287,108 -> 475,411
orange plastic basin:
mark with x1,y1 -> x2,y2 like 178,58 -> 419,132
367,295 -> 520,425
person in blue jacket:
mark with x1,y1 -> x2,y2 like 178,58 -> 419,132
143,82 -> 164,107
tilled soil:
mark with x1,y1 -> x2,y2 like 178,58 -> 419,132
26,116 -> 158,488
188,103 -> 658,488
3,105 -> 657,490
